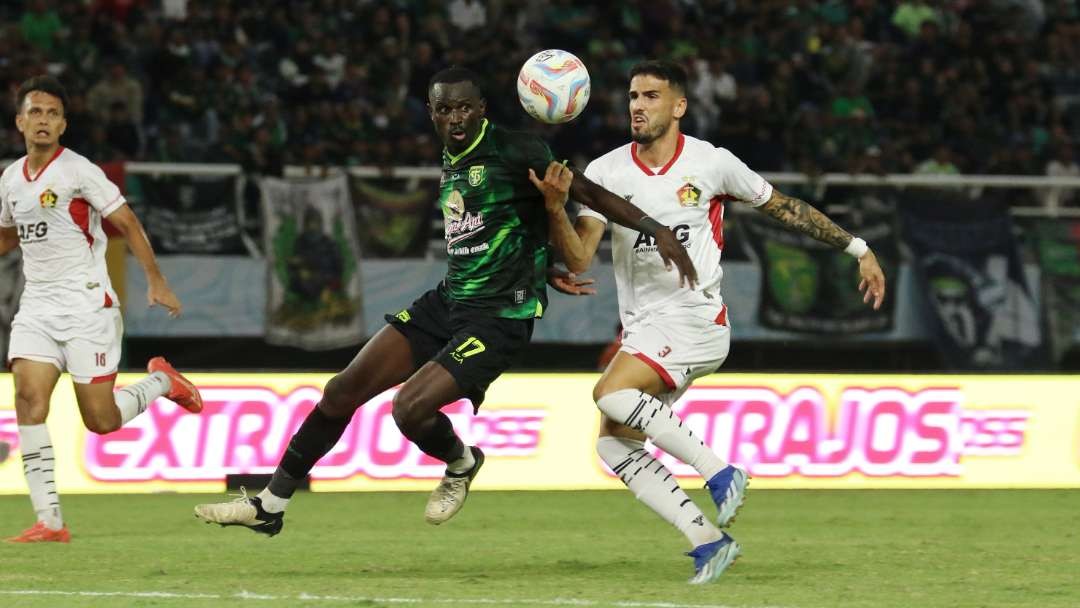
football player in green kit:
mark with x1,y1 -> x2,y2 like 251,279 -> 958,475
193,67 -> 696,533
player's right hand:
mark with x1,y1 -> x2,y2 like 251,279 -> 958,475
148,279 -> 183,318
547,266 -> 597,296
528,161 -> 573,214
655,228 -> 698,289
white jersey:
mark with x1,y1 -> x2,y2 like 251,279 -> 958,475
579,134 -> 772,328
0,147 -> 124,314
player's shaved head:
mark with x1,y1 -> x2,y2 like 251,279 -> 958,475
428,66 -> 484,100
428,66 -> 488,153
15,75 -> 69,115
629,60 -> 688,96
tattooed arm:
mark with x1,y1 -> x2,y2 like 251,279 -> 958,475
756,189 -> 853,248
755,189 -> 887,309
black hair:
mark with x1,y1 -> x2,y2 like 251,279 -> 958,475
15,74 -> 69,114
629,60 -> 689,95
428,66 -> 484,97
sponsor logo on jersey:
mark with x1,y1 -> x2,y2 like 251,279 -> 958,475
633,223 -> 691,252
39,188 -> 58,208
677,182 -> 702,207
446,211 -> 485,247
17,221 -> 48,241
468,165 -> 486,187
658,345 -> 672,358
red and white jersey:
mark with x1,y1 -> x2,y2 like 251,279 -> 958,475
578,134 -> 772,327
0,147 -> 124,314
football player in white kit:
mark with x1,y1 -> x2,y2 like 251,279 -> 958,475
0,75 -> 203,543
531,60 -> 886,584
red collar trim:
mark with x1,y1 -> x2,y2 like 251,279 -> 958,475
630,133 -> 685,176
23,147 -> 65,182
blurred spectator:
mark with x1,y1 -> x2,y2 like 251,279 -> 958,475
891,1 -> 940,39
20,0 -> 63,54
448,0 -> 486,32
1044,144 -> 1080,208
916,145 -> 961,175
87,61 -> 144,123
105,100 -> 140,159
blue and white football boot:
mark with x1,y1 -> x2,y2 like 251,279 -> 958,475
686,532 -> 741,584
705,465 -> 749,527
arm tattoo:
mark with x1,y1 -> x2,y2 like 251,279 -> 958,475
758,190 -> 852,249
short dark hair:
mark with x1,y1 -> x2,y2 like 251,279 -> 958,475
15,75 -> 69,114
428,66 -> 484,97
629,60 -> 688,95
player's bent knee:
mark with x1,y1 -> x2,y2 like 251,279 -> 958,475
319,374 -> 363,417
83,415 -> 121,435
592,380 -> 617,404
390,390 -> 420,431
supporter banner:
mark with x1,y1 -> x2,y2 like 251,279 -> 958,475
903,198 -> 1046,370
1,373 -> 1078,493
128,173 -> 246,254
261,176 -> 364,349
350,175 -> 434,258
739,209 -> 898,333
1018,217 -> 1080,364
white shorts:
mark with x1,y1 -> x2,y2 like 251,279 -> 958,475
620,303 -> 731,404
7,308 -> 123,384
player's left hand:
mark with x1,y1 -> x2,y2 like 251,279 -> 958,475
529,161 -> 573,214
148,279 -> 183,318
857,250 -> 886,310
547,266 -> 597,296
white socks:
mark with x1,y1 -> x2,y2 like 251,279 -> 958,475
446,445 -> 476,475
18,424 -> 63,530
597,389 -> 727,481
598,436 -> 721,547
257,488 -> 290,514
115,371 -> 171,425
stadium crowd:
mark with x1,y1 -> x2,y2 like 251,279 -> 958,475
1,0 -> 1079,186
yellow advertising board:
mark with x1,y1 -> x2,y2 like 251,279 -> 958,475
1,373 -> 1078,494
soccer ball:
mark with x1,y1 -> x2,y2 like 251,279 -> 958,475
516,49 -> 591,124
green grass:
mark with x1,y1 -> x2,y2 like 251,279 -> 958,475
0,490 -> 1077,608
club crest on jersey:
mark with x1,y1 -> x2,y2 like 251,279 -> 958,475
443,189 -> 465,222
39,189 -> 58,208
468,165 -> 485,187
676,182 -> 701,207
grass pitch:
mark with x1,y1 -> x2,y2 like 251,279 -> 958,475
0,489 -> 1077,608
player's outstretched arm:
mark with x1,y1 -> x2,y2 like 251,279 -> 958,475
529,161 -> 605,274
569,170 -> 698,288
105,204 -> 183,317
756,189 -> 886,309
0,227 -> 17,256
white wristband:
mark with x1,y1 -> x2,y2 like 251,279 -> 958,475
844,237 -> 869,260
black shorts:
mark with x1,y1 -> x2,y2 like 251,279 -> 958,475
385,285 -> 534,407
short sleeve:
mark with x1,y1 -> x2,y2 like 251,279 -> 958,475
502,131 -> 556,177
714,147 -> 772,207
78,159 -> 126,217
0,181 -> 12,227
576,158 -> 608,224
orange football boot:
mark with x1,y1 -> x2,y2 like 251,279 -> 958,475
147,356 -> 204,413
6,521 -> 71,543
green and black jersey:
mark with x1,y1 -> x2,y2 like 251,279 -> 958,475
438,119 -> 555,319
